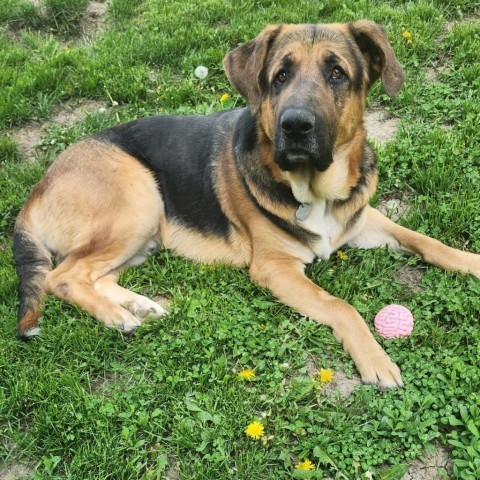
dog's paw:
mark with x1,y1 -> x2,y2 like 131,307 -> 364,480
126,296 -> 166,320
472,255 -> 480,279
457,251 -> 480,279
357,349 -> 403,390
104,308 -> 142,334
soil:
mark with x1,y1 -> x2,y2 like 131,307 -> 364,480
10,99 -> 105,161
403,447 -> 452,480
396,265 -> 424,292
321,370 -> 362,400
364,109 -> 399,144
377,197 -> 409,222
0,463 -> 33,480
80,1 -> 107,40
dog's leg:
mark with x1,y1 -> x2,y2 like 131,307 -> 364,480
250,259 -> 403,389
94,273 -> 166,320
46,258 -> 142,333
349,206 -> 480,277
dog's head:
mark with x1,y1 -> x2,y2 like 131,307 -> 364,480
224,21 -> 405,172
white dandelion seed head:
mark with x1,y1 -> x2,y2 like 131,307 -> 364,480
194,66 -> 208,79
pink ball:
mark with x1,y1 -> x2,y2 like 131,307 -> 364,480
374,304 -> 414,339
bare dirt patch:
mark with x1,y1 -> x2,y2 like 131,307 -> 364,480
80,1 -> 107,41
425,64 -> 449,84
0,462 -> 34,480
10,99 -> 105,160
9,122 -> 44,161
321,370 -> 362,400
377,197 -> 409,222
305,356 -> 361,400
165,457 -> 180,480
403,446 -> 452,480
51,99 -> 105,124
90,373 -> 119,395
396,265 -> 424,292
364,109 -> 399,145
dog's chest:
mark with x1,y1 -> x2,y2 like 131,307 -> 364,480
296,200 -> 342,260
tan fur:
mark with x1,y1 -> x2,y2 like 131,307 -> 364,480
160,220 -> 248,267
23,140 -> 165,332
350,207 -> 480,277
26,141 -> 162,259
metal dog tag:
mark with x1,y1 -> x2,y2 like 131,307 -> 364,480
295,203 -> 311,221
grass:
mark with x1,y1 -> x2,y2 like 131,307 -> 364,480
1,0 -> 480,479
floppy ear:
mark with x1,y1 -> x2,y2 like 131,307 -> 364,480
223,25 -> 282,114
348,20 -> 405,97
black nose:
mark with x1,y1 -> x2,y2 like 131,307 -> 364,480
280,108 -> 315,140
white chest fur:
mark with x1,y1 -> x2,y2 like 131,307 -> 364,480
297,200 -> 341,260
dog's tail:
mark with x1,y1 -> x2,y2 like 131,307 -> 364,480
13,215 -> 52,339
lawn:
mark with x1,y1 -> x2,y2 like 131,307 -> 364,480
1,0 -> 480,479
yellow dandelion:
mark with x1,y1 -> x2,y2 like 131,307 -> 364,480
220,93 -> 229,102
337,250 -> 348,261
402,30 -> 412,38
245,421 -> 265,440
238,369 -> 255,380
295,459 -> 315,471
407,39 -> 412,45
318,368 -> 334,384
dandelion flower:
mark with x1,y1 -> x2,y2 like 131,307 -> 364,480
245,421 -> 265,440
194,66 -> 208,79
220,93 -> 229,102
318,368 -> 334,384
402,30 -> 412,38
295,459 -> 315,470
238,369 -> 255,380
337,250 -> 348,260
407,39 -> 412,45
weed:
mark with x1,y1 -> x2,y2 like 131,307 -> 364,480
43,0 -> 90,36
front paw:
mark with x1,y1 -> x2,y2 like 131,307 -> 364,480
473,255 -> 480,279
356,347 -> 403,390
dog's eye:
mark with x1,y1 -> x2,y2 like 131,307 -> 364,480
330,66 -> 345,81
274,70 -> 288,85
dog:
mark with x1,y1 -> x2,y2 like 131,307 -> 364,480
14,20 -> 480,389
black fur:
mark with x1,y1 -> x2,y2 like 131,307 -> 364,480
95,111 -> 238,237
347,39 -> 365,93
13,230 -> 51,336
346,206 -> 366,230
335,143 -> 376,206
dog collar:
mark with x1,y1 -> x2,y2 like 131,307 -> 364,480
296,203 -> 312,221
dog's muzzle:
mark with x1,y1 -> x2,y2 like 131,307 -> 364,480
280,108 -> 315,141
274,107 -> 333,172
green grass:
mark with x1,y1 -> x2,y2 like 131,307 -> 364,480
1,0 -> 480,479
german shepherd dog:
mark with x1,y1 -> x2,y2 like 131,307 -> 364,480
14,21 -> 480,389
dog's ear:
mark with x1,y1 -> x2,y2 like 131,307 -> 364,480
223,25 -> 282,114
348,20 -> 405,97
